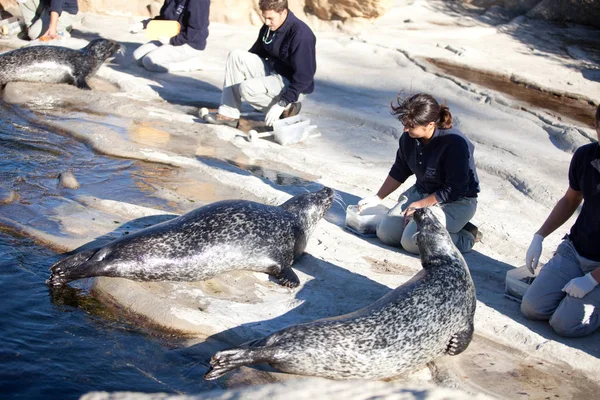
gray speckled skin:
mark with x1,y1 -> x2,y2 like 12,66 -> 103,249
0,39 -> 121,89
205,207 -> 476,381
47,187 -> 334,288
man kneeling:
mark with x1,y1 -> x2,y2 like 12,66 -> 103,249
204,0 -> 316,128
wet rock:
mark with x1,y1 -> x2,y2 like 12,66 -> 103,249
58,171 -> 80,190
0,187 -> 19,205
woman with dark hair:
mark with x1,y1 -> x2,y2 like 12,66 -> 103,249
358,93 -> 480,254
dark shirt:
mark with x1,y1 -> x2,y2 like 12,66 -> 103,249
46,0 -> 79,15
249,10 -> 316,104
568,142 -> 600,261
389,127 -> 480,203
157,0 -> 210,50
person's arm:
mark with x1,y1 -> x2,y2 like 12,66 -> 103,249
278,31 -> 316,104
535,187 -> 582,238
170,0 -> 210,49
376,175 -> 402,200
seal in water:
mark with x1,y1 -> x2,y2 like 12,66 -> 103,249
47,187 -> 334,288
205,206 -> 476,380
0,39 -> 122,90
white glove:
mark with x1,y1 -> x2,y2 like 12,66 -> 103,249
129,21 -> 145,34
525,233 -> 544,274
562,273 -> 598,298
357,195 -> 382,212
265,103 -> 286,127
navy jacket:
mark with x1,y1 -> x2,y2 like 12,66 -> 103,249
47,0 -> 78,15
568,142 -> 600,261
389,127 -> 480,203
249,10 -> 316,104
156,0 -> 210,50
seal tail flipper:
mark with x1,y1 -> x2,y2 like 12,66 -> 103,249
46,248 -> 98,286
204,346 -> 272,380
204,348 -> 256,380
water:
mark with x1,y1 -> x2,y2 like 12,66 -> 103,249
0,102 -> 217,398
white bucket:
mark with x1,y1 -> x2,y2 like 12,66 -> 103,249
345,204 -> 389,236
272,115 -> 312,145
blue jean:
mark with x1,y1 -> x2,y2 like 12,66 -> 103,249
521,239 -> 600,337
376,185 -> 477,254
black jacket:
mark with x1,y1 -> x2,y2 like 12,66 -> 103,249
249,10 -> 316,104
389,127 -> 480,203
47,0 -> 79,15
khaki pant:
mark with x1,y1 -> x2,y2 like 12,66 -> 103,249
376,185 -> 477,254
19,0 -> 79,40
218,49 -> 304,119
133,41 -> 203,73
521,239 -> 600,337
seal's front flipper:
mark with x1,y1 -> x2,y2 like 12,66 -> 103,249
270,265 -> 300,288
75,77 -> 92,90
204,347 -> 271,380
446,324 -> 474,356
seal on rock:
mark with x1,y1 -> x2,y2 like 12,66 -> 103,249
47,187 -> 334,288
0,39 -> 122,90
205,206 -> 476,381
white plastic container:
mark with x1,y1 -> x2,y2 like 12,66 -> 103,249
272,115 -> 311,145
505,265 -> 539,301
345,204 -> 389,236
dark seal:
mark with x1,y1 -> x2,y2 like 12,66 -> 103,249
47,187 -> 334,288
205,206 -> 476,380
0,38 -> 122,90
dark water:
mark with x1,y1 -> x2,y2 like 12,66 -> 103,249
0,103 -> 217,398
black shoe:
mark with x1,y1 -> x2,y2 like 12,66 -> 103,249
203,113 -> 239,128
462,222 -> 483,243
281,102 -> 302,119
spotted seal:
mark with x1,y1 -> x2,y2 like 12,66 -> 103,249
47,187 -> 334,288
205,206 -> 476,380
0,38 -> 122,90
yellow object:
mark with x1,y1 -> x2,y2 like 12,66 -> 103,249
145,20 -> 181,40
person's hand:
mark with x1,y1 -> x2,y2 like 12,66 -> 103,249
357,195 -> 382,212
403,202 -> 420,227
525,233 -> 544,274
129,21 -> 145,33
265,103 -> 286,126
562,273 -> 598,298
40,27 -> 59,41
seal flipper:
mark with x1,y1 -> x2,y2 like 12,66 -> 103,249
268,265 -> 300,288
75,76 -> 91,90
446,324 -> 474,356
205,346 -> 274,380
47,248 -> 99,286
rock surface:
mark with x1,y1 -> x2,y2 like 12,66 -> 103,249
80,379 -> 494,400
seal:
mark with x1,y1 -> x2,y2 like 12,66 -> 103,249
0,38 -> 122,90
47,187 -> 334,288
205,206 -> 476,381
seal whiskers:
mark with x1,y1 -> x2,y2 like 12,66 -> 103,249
205,206 -> 476,381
